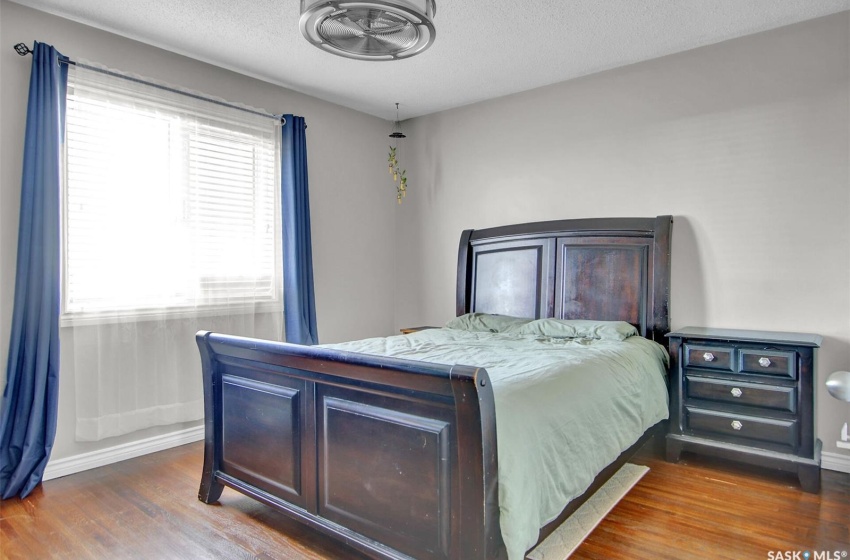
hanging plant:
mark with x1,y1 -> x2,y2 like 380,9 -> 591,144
388,146 -> 407,204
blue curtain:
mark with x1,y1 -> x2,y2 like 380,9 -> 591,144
281,115 -> 318,345
0,42 -> 67,499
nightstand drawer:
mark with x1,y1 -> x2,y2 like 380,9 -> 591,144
685,376 -> 796,412
684,344 -> 734,371
739,349 -> 796,378
685,407 -> 798,448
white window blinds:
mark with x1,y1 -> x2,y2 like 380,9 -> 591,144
64,64 -> 280,318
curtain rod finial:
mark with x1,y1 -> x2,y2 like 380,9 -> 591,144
14,43 -> 32,56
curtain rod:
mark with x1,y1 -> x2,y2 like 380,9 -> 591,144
13,42 -> 286,125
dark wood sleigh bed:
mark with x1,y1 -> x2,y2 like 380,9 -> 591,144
196,215 -> 673,560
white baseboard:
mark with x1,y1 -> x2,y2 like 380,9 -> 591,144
43,425 -> 204,481
821,451 -> 850,474
41,426 -> 849,480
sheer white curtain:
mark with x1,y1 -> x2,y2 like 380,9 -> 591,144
62,63 -> 283,441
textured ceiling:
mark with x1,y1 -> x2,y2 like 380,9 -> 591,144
9,0 -> 850,120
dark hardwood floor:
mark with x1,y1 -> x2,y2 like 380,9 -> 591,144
1,438 -> 847,559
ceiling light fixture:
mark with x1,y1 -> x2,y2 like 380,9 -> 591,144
300,0 -> 436,61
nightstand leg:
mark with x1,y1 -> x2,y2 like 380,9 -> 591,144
797,464 -> 820,494
665,437 -> 683,463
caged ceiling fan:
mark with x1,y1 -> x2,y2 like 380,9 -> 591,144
300,0 -> 437,61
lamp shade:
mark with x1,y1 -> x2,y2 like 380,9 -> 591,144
826,370 -> 850,402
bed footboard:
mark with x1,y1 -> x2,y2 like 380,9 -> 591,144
196,331 -> 503,560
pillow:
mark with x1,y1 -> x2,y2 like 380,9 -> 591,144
513,318 -> 638,341
444,313 -> 532,333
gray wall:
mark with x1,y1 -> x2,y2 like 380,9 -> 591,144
396,13 -> 850,461
0,1 -> 398,460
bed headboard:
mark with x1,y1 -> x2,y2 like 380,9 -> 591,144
456,216 -> 673,342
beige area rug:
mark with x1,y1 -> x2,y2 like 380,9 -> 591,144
527,463 -> 649,560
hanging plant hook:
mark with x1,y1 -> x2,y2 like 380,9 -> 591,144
389,103 -> 406,139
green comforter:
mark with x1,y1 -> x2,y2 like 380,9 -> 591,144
323,326 -> 669,559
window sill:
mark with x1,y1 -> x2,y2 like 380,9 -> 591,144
60,300 -> 281,327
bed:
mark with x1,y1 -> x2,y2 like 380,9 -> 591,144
196,215 -> 673,560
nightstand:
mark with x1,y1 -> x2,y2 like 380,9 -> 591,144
666,327 -> 822,493
399,326 -> 438,335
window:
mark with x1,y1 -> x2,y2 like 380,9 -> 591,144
63,65 -> 280,320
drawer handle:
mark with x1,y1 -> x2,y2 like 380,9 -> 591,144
731,420 -> 743,431
703,352 -> 715,362
758,357 -> 771,368
730,387 -> 743,398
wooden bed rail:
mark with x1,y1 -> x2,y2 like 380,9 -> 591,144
196,331 -> 503,560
